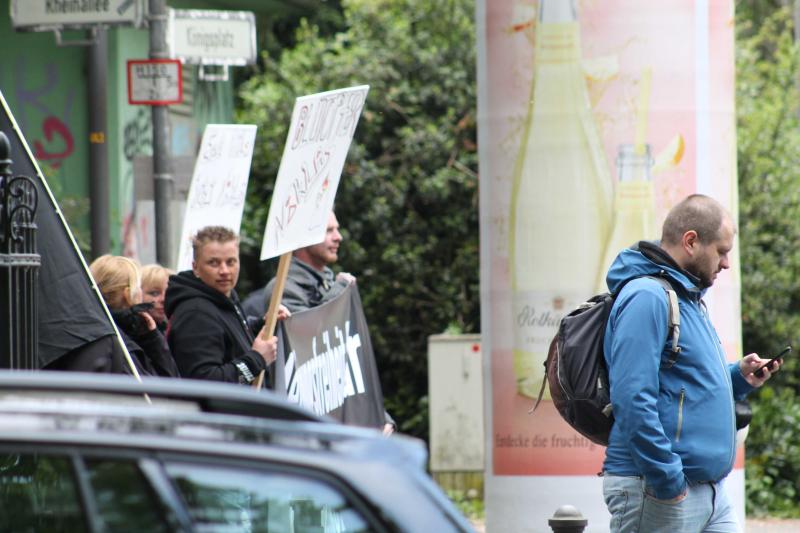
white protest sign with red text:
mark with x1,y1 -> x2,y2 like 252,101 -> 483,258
260,85 -> 369,260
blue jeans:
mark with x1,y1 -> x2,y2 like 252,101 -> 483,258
603,474 -> 740,533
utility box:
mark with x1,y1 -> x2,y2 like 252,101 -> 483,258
428,334 -> 484,494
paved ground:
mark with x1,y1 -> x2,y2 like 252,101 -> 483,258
746,518 -> 800,532
470,518 -> 800,532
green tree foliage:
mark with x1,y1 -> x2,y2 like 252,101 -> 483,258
738,8 -> 800,380
236,0 -> 478,439
737,6 -> 800,515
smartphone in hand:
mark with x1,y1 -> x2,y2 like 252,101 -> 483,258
754,346 -> 791,378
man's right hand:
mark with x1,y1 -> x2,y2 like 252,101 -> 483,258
252,332 -> 277,365
655,488 -> 688,505
337,272 -> 356,284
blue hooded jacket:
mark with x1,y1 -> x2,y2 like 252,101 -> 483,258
602,242 -> 753,499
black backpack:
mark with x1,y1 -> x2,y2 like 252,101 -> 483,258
533,275 -> 681,446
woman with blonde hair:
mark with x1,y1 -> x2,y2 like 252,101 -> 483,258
141,263 -> 174,332
90,255 -> 178,377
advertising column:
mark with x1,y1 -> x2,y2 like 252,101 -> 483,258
477,1 -> 739,531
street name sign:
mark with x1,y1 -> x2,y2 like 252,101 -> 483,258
167,9 -> 256,66
10,0 -> 146,31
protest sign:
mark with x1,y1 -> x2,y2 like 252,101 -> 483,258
274,283 -> 385,428
259,85 -> 369,261
176,124 -> 256,271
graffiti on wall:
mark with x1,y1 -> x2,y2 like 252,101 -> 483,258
5,59 -> 78,170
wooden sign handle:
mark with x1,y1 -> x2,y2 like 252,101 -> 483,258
263,252 -> 292,338
253,252 -> 292,389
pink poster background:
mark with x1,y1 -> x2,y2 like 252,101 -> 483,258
482,0 -> 739,475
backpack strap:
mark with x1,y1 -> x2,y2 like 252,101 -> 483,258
645,274 -> 681,368
530,335 -> 557,414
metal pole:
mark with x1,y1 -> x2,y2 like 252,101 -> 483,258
87,28 -> 109,259
149,0 -> 174,266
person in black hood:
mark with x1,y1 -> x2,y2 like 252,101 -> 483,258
165,226 -> 278,385
89,255 -> 179,378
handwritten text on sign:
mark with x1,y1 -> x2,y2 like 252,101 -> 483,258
260,85 -> 369,260
176,124 -> 256,271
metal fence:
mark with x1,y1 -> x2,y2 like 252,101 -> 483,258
0,131 -> 39,369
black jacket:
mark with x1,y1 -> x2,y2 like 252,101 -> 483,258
110,308 -> 179,378
165,271 -> 268,384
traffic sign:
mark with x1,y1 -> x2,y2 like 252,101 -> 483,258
127,59 -> 183,106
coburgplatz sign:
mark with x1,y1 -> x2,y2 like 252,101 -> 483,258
10,0 -> 146,31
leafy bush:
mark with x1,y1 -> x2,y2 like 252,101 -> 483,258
738,7 -> 800,516
446,489 -> 484,522
745,387 -> 800,516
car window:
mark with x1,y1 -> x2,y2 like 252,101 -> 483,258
0,453 -> 86,532
85,458 -> 170,532
165,461 -> 375,533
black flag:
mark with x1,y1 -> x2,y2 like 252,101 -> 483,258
0,90 -> 115,368
275,284 -> 386,428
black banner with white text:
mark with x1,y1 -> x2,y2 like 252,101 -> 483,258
274,284 -> 385,428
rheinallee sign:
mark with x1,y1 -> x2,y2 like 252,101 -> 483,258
478,0 -> 739,529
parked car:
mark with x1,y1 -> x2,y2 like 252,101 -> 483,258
0,371 -> 474,532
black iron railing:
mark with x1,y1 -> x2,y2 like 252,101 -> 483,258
0,131 -> 39,369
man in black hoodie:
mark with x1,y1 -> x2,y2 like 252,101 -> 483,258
165,226 -> 277,385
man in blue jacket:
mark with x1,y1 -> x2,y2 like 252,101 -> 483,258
602,194 -> 779,532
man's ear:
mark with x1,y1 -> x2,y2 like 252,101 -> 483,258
682,230 -> 699,256
191,260 -> 198,277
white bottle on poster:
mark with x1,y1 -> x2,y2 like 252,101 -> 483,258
509,0 -> 612,399
596,144 -> 657,293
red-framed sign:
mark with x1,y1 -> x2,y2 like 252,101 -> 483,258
127,59 -> 183,105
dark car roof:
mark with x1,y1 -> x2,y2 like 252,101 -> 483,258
0,371 -> 475,533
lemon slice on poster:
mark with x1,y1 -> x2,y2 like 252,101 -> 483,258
651,133 -> 685,175
582,56 -> 619,83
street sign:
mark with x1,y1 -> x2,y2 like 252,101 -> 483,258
10,0 -> 146,31
167,9 -> 256,66
127,59 -> 183,106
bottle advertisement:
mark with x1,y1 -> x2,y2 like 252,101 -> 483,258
478,0 -> 739,530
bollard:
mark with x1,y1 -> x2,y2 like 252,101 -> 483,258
548,505 -> 588,533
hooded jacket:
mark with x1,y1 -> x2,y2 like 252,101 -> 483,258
110,308 -> 179,378
243,257 -> 349,316
602,241 -> 753,500
165,271 -> 268,384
